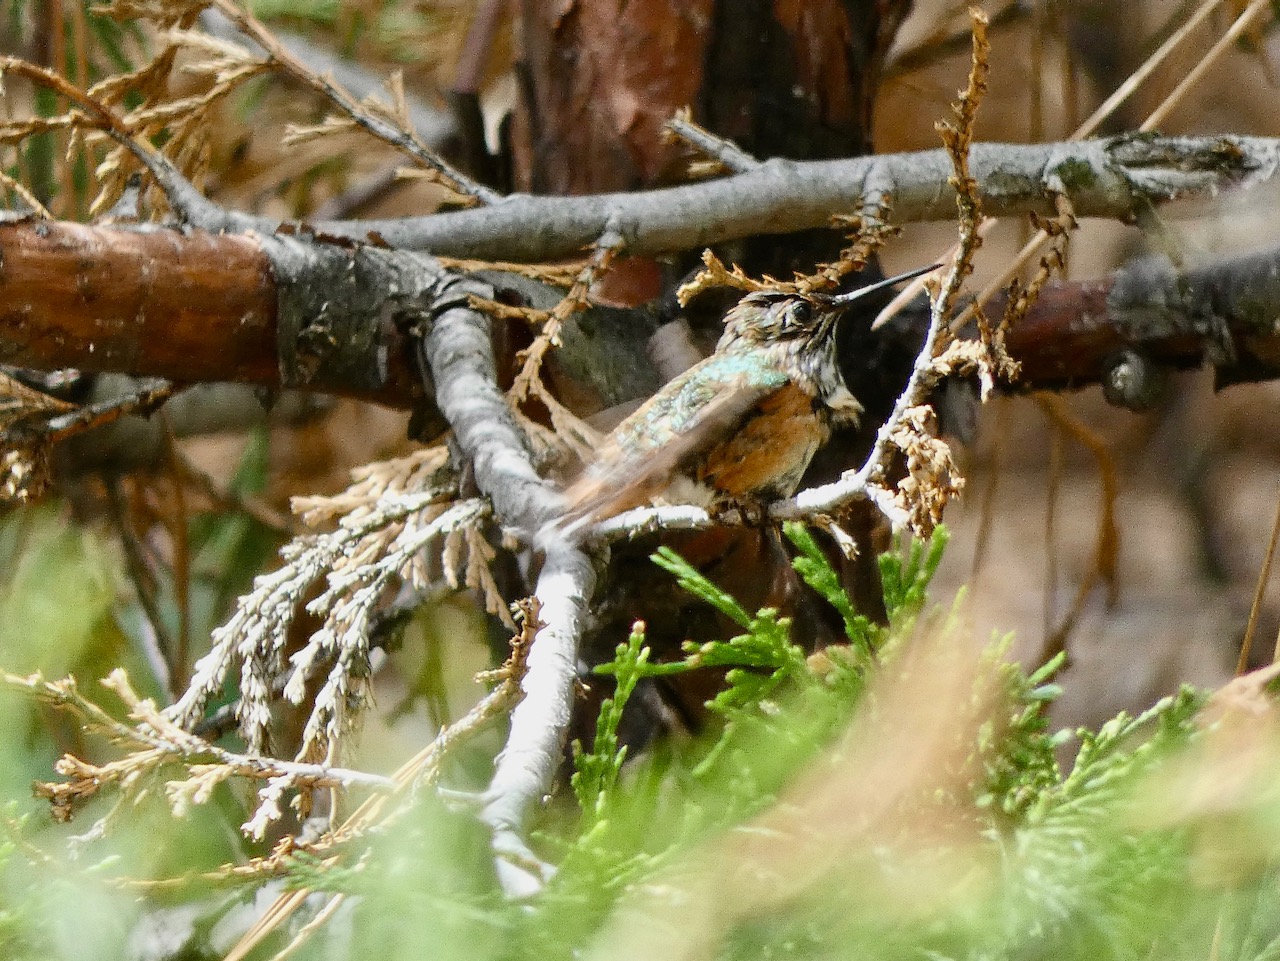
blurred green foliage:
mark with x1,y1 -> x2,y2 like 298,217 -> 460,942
0,506 -> 252,959
0,507 -> 125,799
1,508 -> 1280,960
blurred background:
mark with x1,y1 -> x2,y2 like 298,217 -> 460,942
879,1 -> 1280,728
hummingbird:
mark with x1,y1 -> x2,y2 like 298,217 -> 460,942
559,264 -> 939,530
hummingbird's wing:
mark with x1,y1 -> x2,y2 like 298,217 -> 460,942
559,353 -> 791,528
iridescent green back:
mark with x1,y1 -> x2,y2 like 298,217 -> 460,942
610,351 -> 790,457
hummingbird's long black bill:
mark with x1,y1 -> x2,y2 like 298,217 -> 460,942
825,262 -> 943,306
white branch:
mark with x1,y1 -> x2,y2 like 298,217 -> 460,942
481,541 -> 595,897
420,281 -> 594,896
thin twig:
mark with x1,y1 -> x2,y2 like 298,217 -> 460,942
452,0 -> 505,95
40,379 -> 176,443
664,110 -> 761,175
197,8 -> 457,150
1036,393 -> 1121,662
0,56 -> 222,224
1141,0 -> 1270,132
1239,486 -> 1280,674
107,479 -> 177,701
1074,0 -> 1223,138
174,451 -> 300,536
968,399 -> 1008,583
206,0 -> 499,205
1043,415 -> 1062,652
267,891 -> 348,961
886,2 -> 1026,78
160,423 -> 192,689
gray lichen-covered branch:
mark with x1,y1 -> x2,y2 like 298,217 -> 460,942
290,134 -> 1280,260
37,133 -> 1274,260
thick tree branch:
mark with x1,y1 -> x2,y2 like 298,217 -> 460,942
0,220 -> 432,414
292,135 -> 1280,259
996,247 -> 1280,392
28,134 -> 1269,261
0,221 -> 278,384
6,221 -> 1280,414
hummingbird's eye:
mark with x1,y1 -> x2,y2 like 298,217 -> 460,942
788,299 -> 813,327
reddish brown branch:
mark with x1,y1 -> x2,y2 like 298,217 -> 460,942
0,222 -> 417,406
994,278 -> 1203,388
997,245 -> 1280,393
0,223 -> 275,382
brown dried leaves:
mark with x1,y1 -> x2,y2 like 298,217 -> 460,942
888,405 -> 964,537
871,7 -> 991,538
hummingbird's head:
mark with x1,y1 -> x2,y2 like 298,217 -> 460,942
718,262 -> 942,351
716,263 -> 942,421
718,291 -> 838,349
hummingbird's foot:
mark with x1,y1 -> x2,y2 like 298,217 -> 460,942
712,494 -> 770,527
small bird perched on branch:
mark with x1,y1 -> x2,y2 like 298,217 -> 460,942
559,264 -> 939,531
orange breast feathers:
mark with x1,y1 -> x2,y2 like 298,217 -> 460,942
696,383 -> 826,499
